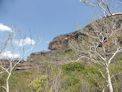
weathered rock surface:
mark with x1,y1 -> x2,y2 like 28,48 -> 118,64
0,59 -> 37,71
48,31 -> 86,50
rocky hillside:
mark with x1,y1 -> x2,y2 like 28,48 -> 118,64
28,13 -> 122,64
48,13 -> 122,51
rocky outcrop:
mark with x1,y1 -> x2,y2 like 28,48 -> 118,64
30,51 -> 52,56
48,31 -> 87,50
0,59 -> 37,71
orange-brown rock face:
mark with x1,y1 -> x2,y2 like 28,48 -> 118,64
48,31 -> 86,50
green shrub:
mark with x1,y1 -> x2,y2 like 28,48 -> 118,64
29,75 -> 49,92
62,63 -> 85,73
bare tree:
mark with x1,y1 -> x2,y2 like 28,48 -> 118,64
69,14 -> 122,92
80,0 -> 112,16
0,30 -> 36,92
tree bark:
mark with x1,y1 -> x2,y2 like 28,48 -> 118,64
6,72 -> 11,92
106,66 -> 113,92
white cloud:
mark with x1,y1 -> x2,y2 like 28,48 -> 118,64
0,23 -> 13,32
14,37 -> 36,46
0,51 -> 20,59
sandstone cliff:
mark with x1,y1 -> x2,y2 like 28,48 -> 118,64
48,31 -> 87,50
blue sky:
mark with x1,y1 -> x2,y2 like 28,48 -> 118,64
0,0 -> 121,58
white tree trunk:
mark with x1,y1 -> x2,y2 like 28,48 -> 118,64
6,72 -> 11,92
106,66 -> 113,92
6,80 -> 9,92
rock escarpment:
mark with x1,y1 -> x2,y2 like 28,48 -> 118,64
48,31 -> 87,50
48,13 -> 122,51
28,13 -> 122,66
0,59 -> 37,71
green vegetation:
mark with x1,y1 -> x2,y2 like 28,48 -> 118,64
0,58 -> 121,92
